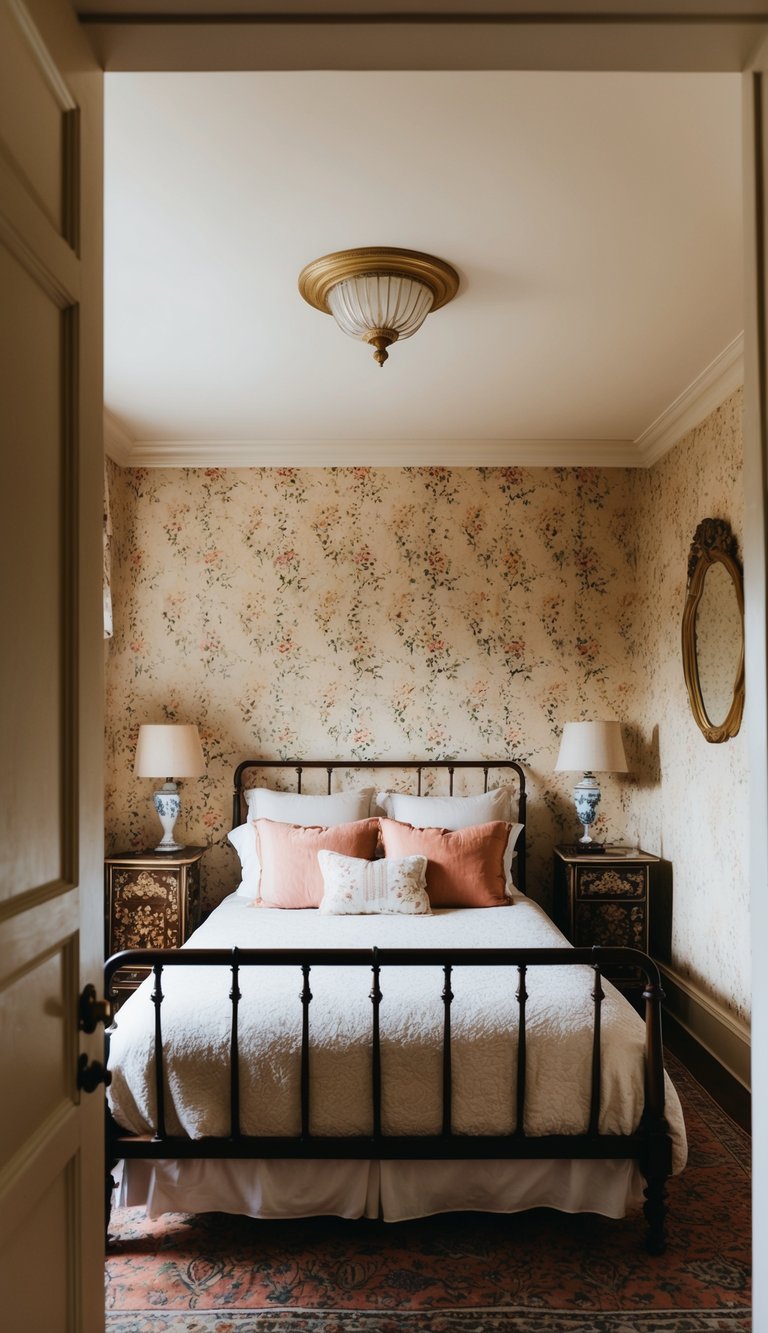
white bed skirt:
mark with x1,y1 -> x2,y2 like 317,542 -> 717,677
117,1155 -> 645,1223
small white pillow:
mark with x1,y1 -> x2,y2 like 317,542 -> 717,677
374,789 -> 523,892
244,787 -> 374,826
317,850 -> 431,916
228,821 -> 261,899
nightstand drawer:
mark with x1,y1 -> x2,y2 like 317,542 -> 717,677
575,899 -> 647,950
109,865 -> 182,952
105,847 -> 205,1005
577,864 -> 647,900
110,965 -> 152,1007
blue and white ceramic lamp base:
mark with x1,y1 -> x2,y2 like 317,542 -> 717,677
153,785 -> 183,852
573,772 -> 602,843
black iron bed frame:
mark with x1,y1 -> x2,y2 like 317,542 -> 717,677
104,759 -> 672,1253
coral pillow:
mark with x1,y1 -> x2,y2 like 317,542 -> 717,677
375,790 -> 524,894
253,817 -> 380,909
379,818 -> 510,908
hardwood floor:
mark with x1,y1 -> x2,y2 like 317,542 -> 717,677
663,1013 -> 751,1133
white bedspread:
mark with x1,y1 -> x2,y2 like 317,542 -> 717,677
107,891 -> 686,1175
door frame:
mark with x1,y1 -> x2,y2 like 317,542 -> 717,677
78,2 -> 767,1324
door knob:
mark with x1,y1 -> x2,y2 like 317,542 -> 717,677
77,1053 -> 112,1093
79,982 -> 114,1033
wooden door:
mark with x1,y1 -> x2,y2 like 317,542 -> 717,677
0,0 -> 104,1328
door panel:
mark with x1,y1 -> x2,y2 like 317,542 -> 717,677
0,242 -> 69,897
1,1166 -> 76,1330
0,0 -> 103,1329
0,0 -> 75,234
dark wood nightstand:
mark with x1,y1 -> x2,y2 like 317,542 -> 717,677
105,846 -> 205,1007
552,845 -> 660,990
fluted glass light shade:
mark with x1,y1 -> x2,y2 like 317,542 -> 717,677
555,720 -> 628,844
299,247 -> 459,367
134,723 -> 206,852
328,273 -> 434,343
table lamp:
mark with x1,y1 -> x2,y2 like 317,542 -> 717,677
134,723 -> 206,851
555,720 -> 628,843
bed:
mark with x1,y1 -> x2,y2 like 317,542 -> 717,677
105,759 -> 686,1254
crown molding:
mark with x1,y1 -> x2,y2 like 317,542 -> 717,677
118,437 -> 637,468
634,332 -> 744,467
103,407 -> 134,466
104,335 -> 745,470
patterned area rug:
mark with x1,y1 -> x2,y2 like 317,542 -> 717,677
105,1054 -> 750,1333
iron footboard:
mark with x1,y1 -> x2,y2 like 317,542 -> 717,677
104,944 -> 672,1254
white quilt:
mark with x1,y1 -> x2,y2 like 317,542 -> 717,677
107,891 -> 686,1173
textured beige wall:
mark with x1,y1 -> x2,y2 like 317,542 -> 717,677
104,414 -> 748,1022
631,389 -> 749,1022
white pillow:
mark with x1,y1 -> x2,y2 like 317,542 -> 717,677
374,789 -> 523,892
317,849 -> 431,916
228,821 -> 261,899
244,787 -> 374,825
230,788 -> 375,899
374,786 -> 510,826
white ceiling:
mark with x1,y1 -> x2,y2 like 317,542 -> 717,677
104,69 -> 743,467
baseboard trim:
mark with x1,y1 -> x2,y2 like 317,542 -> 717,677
659,963 -> 751,1090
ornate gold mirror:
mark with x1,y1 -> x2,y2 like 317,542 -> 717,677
681,518 -> 744,743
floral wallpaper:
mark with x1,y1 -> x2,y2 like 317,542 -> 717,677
105,399 -> 748,1026
631,389 -> 749,1023
105,464 -> 640,910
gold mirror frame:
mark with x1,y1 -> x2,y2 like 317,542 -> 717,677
681,517 -> 745,743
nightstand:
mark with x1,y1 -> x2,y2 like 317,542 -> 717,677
552,845 -> 659,990
105,846 -> 205,1007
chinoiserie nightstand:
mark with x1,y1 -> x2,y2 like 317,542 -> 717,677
552,845 -> 660,991
105,846 -> 205,1008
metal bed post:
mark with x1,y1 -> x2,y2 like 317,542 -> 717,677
370,948 -> 383,1139
150,962 -> 166,1142
515,964 -> 528,1136
441,964 -> 454,1137
229,949 -> 241,1140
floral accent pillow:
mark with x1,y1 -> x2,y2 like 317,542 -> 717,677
317,850 -> 431,916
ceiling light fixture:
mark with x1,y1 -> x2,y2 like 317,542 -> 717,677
298,246 -> 459,367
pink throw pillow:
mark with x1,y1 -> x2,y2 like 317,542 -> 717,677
253,817 -> 380,908
379,818 -> 510,908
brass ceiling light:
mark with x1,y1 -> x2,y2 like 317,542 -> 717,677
298,246 -> 459,367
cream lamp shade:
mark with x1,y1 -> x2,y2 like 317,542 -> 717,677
555,720 -> 628,775
135,723 -> 206,781
134,723 -> 206,852
555,720 -> 628,844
